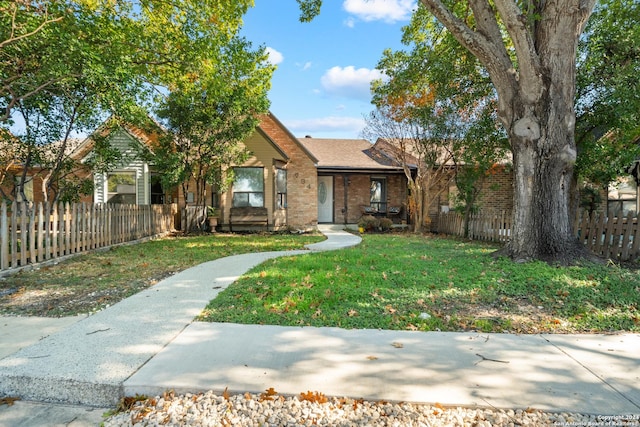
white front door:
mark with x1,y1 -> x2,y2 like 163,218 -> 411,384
317,176 -> 333,223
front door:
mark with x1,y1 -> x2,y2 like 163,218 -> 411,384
317,176 -> 333,223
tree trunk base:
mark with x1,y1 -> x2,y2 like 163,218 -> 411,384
493,239 -> 605,266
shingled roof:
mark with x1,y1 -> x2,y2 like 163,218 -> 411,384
297,137 -> 406,172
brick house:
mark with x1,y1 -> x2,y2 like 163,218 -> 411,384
297,137 -> 410,225
297,136 -> 514,228
3,112 -> 515,231
66,112 -> 319,231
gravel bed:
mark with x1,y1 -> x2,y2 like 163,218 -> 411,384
103,390 -> 639,426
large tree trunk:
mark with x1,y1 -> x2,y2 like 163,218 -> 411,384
505,101 -> 586,263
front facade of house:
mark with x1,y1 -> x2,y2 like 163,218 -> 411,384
213,113 -> 319,231
297,137 -> 410,225
3,112 -> 515,231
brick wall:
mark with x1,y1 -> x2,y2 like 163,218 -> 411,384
330,173 -> 407,224
258,114 -> 318,229
476,168 -> 514,212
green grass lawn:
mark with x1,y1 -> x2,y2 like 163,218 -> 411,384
198,234 -> 640,333
0,232 -> 325,317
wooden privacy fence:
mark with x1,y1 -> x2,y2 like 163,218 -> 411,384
437,210 -> 513,244
437,210 -> 640,262
1,201 -> 177,272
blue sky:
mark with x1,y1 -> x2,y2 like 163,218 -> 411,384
241,0 -> 417,139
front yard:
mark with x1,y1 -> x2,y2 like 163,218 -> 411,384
0,232 -> 324,317
198,234 -> 640,334
2,231 -> 638,334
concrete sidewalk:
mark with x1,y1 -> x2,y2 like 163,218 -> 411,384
0,227 -> 360,414
1,224 -> 639,425
124,323 -> 640,415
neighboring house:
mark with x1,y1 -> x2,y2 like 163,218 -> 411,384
0,132 -> 88,204
608,173 -> 638,217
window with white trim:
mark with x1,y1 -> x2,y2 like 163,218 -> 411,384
608,176 -> 637,217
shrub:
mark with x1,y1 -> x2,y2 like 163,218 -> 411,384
358,215 -> 379,231
379,218 -> 393,231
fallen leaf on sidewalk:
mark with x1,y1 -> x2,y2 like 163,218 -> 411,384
391,342 -> 403,348
366,355 -> 378,360
0,396 -> 20,406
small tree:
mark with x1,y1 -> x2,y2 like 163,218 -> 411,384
363,106 -> 455,232
154,37 -> 273,230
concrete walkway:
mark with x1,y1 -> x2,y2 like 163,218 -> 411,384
0,227 -> 359,410
1,224 -> 639,425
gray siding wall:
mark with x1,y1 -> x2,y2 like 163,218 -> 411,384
94,129 -> 149,205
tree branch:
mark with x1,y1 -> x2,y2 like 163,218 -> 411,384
0,3 -> 63,50
419,0 -> 518,124
491,0 -> 543,104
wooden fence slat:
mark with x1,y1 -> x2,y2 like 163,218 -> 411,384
435,209 -> 640,262
10,202 -> 17,268
620,212 -> 634,261
1,201 -> 7,270
610,213 -> 627,260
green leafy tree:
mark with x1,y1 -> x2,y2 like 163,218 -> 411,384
300,0 -> 597,264
368,9 -> 508,234
154,36 -> 273,230
2,0 -> 259,205
573,0 -> 640,215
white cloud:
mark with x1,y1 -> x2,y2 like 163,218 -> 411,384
296,61 -> 312,71
320,66 -> 384,100
285,116 -> 365,135
344,17 -> 355,28
343,0 -> 416,23
265,47 -> 284,65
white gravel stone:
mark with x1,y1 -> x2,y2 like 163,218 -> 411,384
102,391 -> 635,427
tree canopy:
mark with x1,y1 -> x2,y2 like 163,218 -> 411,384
1,0 -> 270,204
